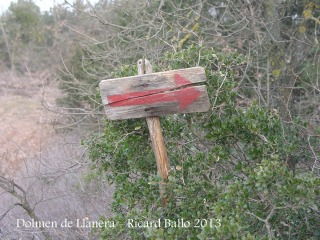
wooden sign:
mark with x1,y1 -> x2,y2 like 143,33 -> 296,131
99,67 -> 210,120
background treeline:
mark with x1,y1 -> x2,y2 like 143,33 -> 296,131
1,0 -> 319,239
0,0 -> 96,75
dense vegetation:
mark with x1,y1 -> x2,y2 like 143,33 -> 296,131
82,1 -> 319,238
1,0 -> 319,239
87,45 -> 319,239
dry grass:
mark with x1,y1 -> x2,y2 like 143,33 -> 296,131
0,95 -> 54,176
0,71 -> 114,239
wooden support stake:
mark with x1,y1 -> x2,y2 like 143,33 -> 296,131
137,59 -> 170,207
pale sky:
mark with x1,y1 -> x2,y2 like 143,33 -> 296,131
0,0 -> 98,14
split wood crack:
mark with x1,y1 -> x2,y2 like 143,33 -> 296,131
109,76 -> 201,106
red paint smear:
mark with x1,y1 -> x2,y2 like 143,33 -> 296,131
174,73 -> 191,87
108,88 -> 169,104
110,87 -> 201,110
107,73 -> 198,108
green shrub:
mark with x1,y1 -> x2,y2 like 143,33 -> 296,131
86,46 -> 319,239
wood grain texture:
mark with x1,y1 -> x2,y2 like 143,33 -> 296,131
99,66 -> 206,105
100,65 -> 209,120
104,85 -> 209,120
146,116 -> 169,206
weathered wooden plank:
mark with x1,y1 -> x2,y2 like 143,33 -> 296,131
99,67 -> 206,105
99,65 -> 210,120
104,85 -> 209,120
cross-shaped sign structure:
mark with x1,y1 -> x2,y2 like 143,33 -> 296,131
99,65 -> 210,120
99,60 -> 210,206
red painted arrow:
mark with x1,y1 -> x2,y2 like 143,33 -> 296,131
107,74 -> 201,110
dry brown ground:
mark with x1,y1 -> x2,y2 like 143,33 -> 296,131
0,72 -> 59,177
0,72 -> 113,239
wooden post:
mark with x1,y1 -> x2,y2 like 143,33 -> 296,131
137,59 -> 169,207
99,60 -> 210,206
